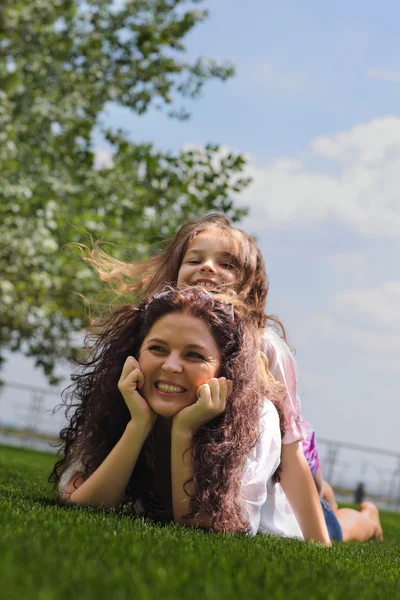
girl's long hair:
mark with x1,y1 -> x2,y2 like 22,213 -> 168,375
50,286 -> 286,533
82,213 -> 288,339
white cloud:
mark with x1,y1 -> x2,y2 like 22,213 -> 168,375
335,281 -> 400,330
240,117 -> 400,238
368,68 -> 400,83
303,281 -> 400,372
310,118 -> 400,164
306,313 -> 400,357
255,61 -> 305,90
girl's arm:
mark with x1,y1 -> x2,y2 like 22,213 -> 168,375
280,442 -> 331,546
63,419 -> 151,507
263,330 -> 330,545
170,377 -> 231,528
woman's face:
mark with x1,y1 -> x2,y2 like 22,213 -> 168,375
177,229 -> 239,291
139,312 -> 221,418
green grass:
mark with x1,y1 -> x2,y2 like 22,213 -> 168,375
1,444 -> 399,600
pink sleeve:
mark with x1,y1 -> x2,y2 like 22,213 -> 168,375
262,328 -> 303,444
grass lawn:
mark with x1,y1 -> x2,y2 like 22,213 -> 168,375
1,444 -> 399,600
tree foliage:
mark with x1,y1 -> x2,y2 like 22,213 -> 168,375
0,0 -> 250,382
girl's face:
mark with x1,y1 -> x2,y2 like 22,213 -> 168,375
139,312 -> 221,418
177,229 -> 239,291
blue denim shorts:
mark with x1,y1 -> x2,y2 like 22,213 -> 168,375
320,498 -> 343,542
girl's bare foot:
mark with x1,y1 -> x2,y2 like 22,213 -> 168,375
359,502 -> 384,541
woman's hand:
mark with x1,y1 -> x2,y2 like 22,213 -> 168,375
118,356 -> 156,429
172,377 -> 232,435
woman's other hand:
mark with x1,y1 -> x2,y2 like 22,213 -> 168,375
172,377 -> 232,434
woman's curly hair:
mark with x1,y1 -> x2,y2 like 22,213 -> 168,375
50,286 -> 287,534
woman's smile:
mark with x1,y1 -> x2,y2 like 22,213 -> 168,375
155,380 -> 187,395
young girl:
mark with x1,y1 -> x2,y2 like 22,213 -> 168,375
82,214 -> 382,543
51,287 -> 303,538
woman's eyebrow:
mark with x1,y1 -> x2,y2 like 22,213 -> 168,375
147,339 -> 210,353
146,337 -> 168,345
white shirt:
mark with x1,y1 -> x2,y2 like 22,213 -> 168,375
240,400 -> 304,539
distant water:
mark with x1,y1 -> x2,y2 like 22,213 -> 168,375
0,433 -> 57,453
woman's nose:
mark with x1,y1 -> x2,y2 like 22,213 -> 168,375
161,353 -> 183,373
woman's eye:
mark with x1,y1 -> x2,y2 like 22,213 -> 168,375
149,345 -> 167,353
187,352 -> 205,360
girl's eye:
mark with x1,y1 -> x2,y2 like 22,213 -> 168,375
220,262 -> 234,269
187,259 -> 200,265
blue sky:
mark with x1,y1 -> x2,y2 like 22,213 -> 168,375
105,0 -> 400,156
2,1 -> 400,483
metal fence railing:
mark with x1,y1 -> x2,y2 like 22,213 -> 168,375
0,380 -> 64,450
317,437 -> 400,511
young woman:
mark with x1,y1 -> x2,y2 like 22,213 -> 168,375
51,286 -> 302,538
